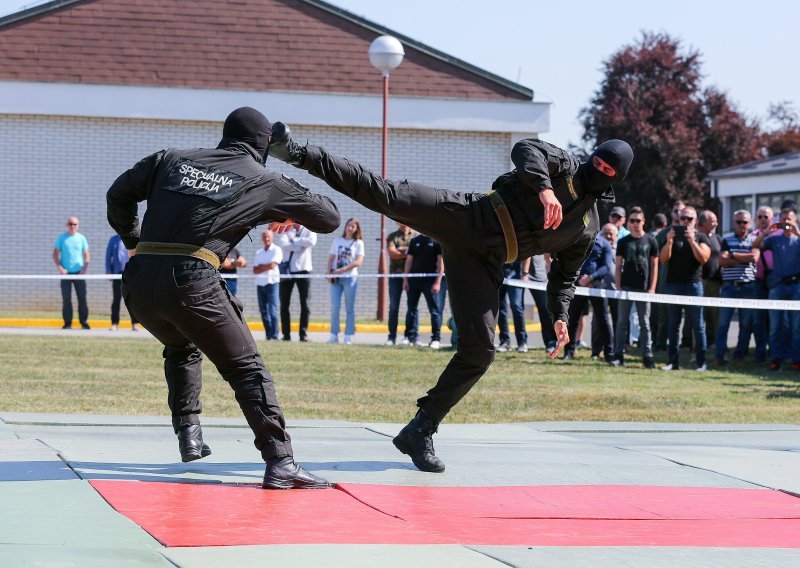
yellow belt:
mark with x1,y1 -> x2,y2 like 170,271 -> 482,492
135,242 -> 221,270
484,190 -> 518,263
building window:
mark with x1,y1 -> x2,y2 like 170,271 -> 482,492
729,195 -> 753,219
756,191 -> 800,212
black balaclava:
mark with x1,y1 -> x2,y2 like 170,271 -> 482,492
583,139 -> 634,195
221,107 -> 272,162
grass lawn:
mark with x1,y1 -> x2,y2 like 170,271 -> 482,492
1,334 -> 798,424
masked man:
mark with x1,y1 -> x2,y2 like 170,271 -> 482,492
107,107 -> 340,489
269,123 -> 633,474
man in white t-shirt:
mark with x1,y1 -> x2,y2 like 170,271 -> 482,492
254,230 -> 283,340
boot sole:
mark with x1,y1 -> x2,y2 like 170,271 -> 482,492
262,479 -> 331,490
392,436 -> 445,473
181,451 -> 202,463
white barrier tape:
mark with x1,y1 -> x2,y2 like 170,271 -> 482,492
502,278 -> 800,311
3,273 -> 797,310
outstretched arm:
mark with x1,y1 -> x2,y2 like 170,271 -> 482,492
546,239 -> 593,358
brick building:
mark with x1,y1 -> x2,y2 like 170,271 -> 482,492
0,0 -> 549,323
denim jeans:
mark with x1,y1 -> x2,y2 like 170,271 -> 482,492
615,297 -> 652,359
498,283 -> 527,345
330,276 -> 358,336
666,281 -> 706,367
768,283 -> 800,362
405,277 -> 442,342
387,277 -> 406,341
715,282 -> 756,361
256,283 -> 280,340
745,280 -> 769,361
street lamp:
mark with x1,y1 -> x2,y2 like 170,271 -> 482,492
368,34 -> 404,322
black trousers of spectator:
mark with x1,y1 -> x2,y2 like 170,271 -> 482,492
406,277 -> 442,343
111,279 -> 138,326
498,283 -> 527,346
529,287 -> 557,347
61,277 -> 88,327
565,293 -> 613,359
593,297 -> 617,356
279,273 -> 311,340
122,255 -> 293,461
299,144 -> 591,423
387,276 -> 407,341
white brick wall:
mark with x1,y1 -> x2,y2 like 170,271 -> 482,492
0,114 -> 512,327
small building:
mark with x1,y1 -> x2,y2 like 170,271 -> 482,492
708,152 -> 800,232
0,0 -> 550,321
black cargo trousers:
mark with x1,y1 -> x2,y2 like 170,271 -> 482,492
121,255 -> 292,461
300,145 -> 516,423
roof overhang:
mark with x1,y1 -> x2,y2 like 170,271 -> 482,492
0,81 -> 549,133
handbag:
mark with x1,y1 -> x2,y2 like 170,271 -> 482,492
278,251 -> 294,275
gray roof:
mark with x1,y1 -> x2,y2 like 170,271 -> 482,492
707,152 -> 800,180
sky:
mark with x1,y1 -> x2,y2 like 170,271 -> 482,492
0,0 -> 796,149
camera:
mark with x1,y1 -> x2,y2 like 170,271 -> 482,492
672,226 -> 686,239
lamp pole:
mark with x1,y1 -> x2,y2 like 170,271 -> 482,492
369,35 -> 404,322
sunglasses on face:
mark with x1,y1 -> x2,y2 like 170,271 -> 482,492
67,223 -> 78,226
735,220 -> 750,225
609,213 -> 621,219
628,218 -> 643,223
680,216 -> 694,222
592,155 -> 617,177
757,215 -> 770,219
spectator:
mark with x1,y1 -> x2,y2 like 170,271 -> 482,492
752,206 -> 800,371
254,230 -> 283,341
404,232 -> 444,349
53,216 -> 90,330
649,213 -> 668,237
327,218 -> 365,345
612,209 -> 659,368
278,225 -> 316,342
592,223 -> 618,359
714,210 -> 759,366
746,206 -> 775,362
659,206 -> 711,371
608,206 -> 630,240
219,247 -> 247,296
497,259 -> 530,353
105,234 -> 138,331
528,254 -> 557,353
698,210 -> 722,348
562,231 -> 615,362
386,222 -> 414,346
653,199 -> 686,350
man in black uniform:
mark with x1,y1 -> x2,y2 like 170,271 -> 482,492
269,123 -> 633,473
106,107 -> 340,489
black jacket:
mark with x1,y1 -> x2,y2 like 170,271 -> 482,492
491,138 -> 610,323
107,141 -> 340,261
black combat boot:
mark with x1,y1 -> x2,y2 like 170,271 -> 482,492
268,122 -> 307,166
262,456 -> 331,489
177,425 -> 212,463
393,410 -> 446,473
643,356 -> 655,369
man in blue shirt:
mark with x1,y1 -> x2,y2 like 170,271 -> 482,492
105,234 -> 138,331
714,210 -> 759,366
562,234 -> 615,361
53,216 -> 90,329
753,205 -> 800,371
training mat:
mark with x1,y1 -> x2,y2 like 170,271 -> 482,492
91,480 -> 800,548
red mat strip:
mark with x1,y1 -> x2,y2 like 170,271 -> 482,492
90,480 -> 800,547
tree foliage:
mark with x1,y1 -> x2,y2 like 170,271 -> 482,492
763,102 -> 800,157
579,32 -> 762,216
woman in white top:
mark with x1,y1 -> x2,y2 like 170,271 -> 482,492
327,218 -> 365,344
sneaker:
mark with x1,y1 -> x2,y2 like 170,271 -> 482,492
517,343 -> 528,353
385,339 -> 396,346
401,338 -> 410,346
61,324 -> 72,330
608,359 -> 622,367
326,334 -> 338,344
109,324 -> 119,331
661,363 -> 679,371
81,323 -> 91,330
643,357 -> 655,369
429,340 -> 441,350
769,360 -> 781,372
344,335 -> 353,345
576,340 -> 588,350
131,323 -> 139,331
497,341 -> 511,353
545,341 -> 557,354
412,341 -> 426,347
689,354 -> 696,364
695,364 -> 707,372
562,351 -> 575,361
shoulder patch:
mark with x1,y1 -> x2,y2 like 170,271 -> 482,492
162,158 -> 246,205
281,174 -> 310,192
